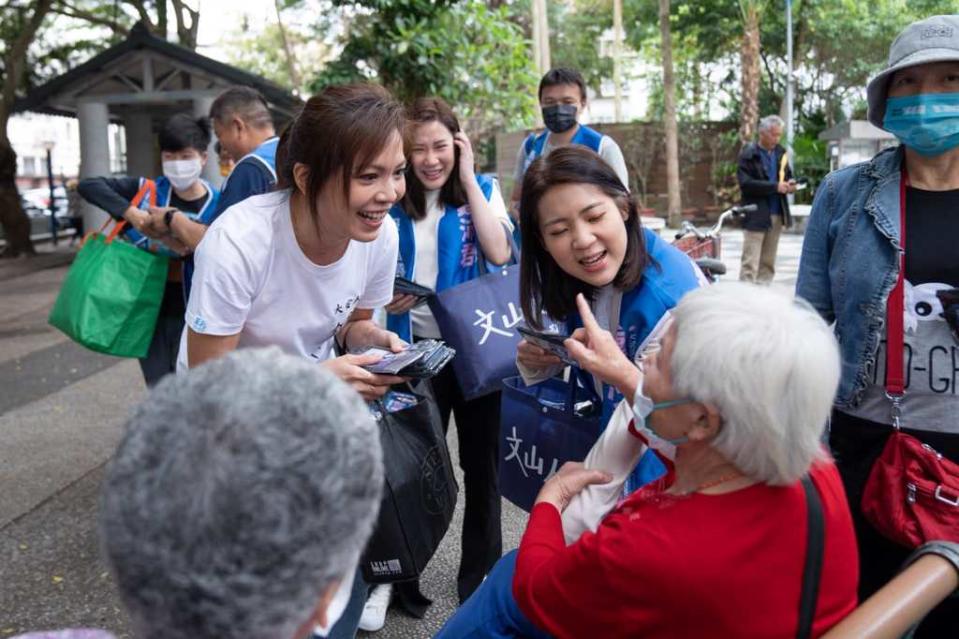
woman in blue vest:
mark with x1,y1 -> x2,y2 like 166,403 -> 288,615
78,113 -> 219,386
516,145 -> 702,492
383,97 -> 513,613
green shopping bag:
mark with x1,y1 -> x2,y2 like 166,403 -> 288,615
49,219 -> 168,358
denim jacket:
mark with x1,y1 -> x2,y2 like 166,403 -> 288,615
796,146 -> 904,408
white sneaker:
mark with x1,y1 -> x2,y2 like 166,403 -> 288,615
358,583 -> 392,632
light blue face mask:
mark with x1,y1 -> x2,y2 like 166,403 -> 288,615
883,92 -> 959,157
632,395 -> 694,460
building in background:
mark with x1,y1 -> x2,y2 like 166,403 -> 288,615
9,112 -> 126,191
818,120 -> 898,171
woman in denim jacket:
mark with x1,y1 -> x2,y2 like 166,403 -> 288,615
796,15 -> 959,636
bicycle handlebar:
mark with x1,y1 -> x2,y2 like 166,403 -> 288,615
672,203 -> 758,241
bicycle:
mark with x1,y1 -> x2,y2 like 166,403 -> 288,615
671,204 -> 757,282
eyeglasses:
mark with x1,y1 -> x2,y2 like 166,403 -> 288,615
935,288 -> 959,343
635,340 -> 661,369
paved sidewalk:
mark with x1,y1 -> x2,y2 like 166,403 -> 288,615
0,230 -> 805,638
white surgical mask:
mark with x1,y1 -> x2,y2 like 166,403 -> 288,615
631,389 -> 693,460
162,158 -> 202,192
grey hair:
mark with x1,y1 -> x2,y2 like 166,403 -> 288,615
669,283 -> 839,485
99,347 -> 383,639
210,86 -> 274,129
758,114 -> 785,132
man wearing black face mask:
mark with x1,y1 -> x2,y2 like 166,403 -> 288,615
510,68 -> 629,222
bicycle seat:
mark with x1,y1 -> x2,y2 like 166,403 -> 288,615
696,257 -> 726,276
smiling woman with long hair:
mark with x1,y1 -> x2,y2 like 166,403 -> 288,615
515,145 -> 703,493
381,97 -> 513,613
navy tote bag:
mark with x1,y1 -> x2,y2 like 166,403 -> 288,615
498,375 -> 604,512
428,230 -> 541,400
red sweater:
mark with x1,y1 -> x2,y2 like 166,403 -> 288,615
513,461 -> 858,639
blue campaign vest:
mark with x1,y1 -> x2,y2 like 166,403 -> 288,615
521,124 -> 604,175
127,175 -> 220,302
514,125 -> 605,245
126,175 -> 220,255
220,136 -> 279,192
566,228 -> 702,491
387,174 -> 498,342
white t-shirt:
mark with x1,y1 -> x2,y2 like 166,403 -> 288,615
178,190 -> 398,369
408,182 -> 512,338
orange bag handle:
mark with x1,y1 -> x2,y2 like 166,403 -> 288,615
80,179 -> 158,247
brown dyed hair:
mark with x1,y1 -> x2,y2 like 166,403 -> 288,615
401,97 -> 468,221
276,84 -> 405,220
519,146 -> 651,329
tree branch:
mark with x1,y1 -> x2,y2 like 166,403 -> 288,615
2,0 -> 54,133
122,0 -> 157,32
759,48 -> 781,95
50,1 -> 130,35
170,0 -> 199,49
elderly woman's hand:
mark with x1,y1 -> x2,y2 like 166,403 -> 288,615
534,462 -> 613,512
564,294 -> 641,399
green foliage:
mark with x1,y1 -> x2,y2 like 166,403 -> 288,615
619,0 -> 959,139
312,0 -> 538,137
759,0 -> 959,132
547,0 -> 613,95
790,132 -> 828,204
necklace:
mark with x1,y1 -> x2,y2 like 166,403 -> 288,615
695,471 -> 744,493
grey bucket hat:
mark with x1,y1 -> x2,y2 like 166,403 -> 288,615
866,14 -> 959,130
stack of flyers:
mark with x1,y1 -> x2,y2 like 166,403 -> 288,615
357,339 -> 455,379
384,391 -> 419,413
367,390 -> 421,419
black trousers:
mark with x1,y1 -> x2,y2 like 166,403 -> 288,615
138,312 -> 183,387
427,353 -> 503,603
829,409 -> 959,637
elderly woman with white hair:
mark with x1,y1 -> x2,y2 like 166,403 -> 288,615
78,348 -> 380,639
437,283 -> 858,639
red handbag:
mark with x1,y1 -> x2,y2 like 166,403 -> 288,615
860,168 -> 959,548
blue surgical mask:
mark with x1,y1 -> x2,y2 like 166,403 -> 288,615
632,392 -> 693,460
883,92 -> 959,157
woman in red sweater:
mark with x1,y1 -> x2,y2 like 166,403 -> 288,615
437,283 -> 858,638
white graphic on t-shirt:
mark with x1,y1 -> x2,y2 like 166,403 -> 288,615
904,280 -> 949,333
309,293 -> 361,360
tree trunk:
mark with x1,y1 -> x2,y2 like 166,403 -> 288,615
659,0 -> 681,228
1,0 -> 53,257
0,134 -> 35,257
739,2 -> 761,145
274,0 -> 302,90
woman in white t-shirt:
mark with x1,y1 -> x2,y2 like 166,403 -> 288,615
382,97 -> 513,613
182,84 -> 409,406
182,84 -> 410,639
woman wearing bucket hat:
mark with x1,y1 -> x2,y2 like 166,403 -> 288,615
797,14 -> 959,636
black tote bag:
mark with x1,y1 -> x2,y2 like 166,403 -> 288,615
360,382 -> 459,583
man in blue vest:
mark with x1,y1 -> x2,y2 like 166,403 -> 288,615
509,68 -> 629,222
156,86 -> 278,254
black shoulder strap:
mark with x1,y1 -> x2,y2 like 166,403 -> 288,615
798,474 -> 825,639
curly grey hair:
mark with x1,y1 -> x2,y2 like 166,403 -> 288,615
99,348 -> 383,639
